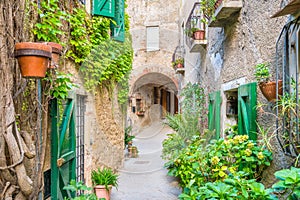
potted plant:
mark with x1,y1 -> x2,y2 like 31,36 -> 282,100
14,42 -> 52,78
254,62 -> 283,102
200,0 -> 217,23
172,58 -> 184,69
186,28 -> 205,40
47,42 -> 62,69
91,167 -> 118,200
125,126 -> 135,147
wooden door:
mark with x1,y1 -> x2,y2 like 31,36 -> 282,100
50,98 -> 76,199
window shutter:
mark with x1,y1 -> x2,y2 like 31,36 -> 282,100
111,0 -> 125,42
238,82 -> 257,141
208,91 -> 221,139
146,26 -> 159,51
93,0 -> 115,18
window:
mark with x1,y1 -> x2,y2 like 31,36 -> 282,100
146,26 -> 159,51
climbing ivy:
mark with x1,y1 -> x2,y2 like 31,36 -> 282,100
80,33 -> 133,92
32,0 -> 133,105
32,0 -> 67,43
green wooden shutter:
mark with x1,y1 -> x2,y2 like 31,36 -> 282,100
93,0 -> 115,18
111,0 -> 125,42
238,82 -> 257,141
51,98 -> 76,199
208,91 -> 221,139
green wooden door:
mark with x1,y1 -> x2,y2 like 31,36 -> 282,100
51,98 -> 76,200
238,82 -> 257,141
208,91 -> 221,139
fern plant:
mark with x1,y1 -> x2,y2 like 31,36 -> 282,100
91,168 -> 118,191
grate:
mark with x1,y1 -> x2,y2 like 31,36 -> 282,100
133,161 -> 150,165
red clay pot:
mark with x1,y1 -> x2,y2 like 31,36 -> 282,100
94,185 -> 112,200
15,42 -> 52,78
47,42 -> 62,69
177,63 -> 184,68
259,80 -> 283,102
193,30 -> 205,40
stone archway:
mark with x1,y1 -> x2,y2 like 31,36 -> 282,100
128,71 -> 179,131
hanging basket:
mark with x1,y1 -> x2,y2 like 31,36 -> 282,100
15,42 -> 52,78
47,42 -> 62,69
259,80 -> 283,102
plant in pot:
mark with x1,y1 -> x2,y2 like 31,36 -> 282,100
200,0 -> 217,23
14,42 -> 52,78
186,28 -> 205,40
172,58 -> 184,69
254,62 -> 283,102
91,167 -> 118,200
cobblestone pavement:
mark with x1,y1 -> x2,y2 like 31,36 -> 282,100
111,122 -> 181,200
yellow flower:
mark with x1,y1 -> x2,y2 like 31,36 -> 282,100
247,142 -> 254,149
245,149 -> 252,156
243,135 -> 249,141
211,156 -> 220,165
229,167 -> 236,174
224,140 -> 230,146
233,136 -> 240,144
257,152 -> 264,160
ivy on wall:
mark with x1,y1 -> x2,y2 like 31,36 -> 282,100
31,0 -> 133,105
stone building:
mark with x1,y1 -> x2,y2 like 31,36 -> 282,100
127,0 -> 300,185
0,0 -> 127,199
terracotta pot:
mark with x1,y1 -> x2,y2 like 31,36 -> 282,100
177,63 -> 184,68
15,42 -> 52,78
47,42 -> 62,68
193,30 -> 205,40
128,146 -> 138,158
94,185 -> 112,200
259,80 -> 283,102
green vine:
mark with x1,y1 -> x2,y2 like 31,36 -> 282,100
80,33 -> 133,93
32,0 -> 133,108
32,0 -> 67,43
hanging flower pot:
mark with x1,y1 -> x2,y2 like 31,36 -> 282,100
193,30 -> 205,40
259,80 -> 283,102
15,42 -> 52,78
47,42 -> 62,69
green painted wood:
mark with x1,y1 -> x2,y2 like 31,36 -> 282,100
51,98 -> 76,200
50,99 -> 59,200
111,0 -> 125,42
208,91 -> 221,139
238,82 -> 257,141
93,0 -> 115,18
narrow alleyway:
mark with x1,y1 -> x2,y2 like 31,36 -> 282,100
111,121 -> 181,200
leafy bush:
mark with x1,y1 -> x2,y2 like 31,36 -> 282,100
63,180 -> 98,200
166,130 -> 272,198
272,167 -> 300,199
162,83 -> 206,161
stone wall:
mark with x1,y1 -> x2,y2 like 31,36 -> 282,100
127,0 -> 180,130
66,62 -> 125,186
179,0 -> 292,185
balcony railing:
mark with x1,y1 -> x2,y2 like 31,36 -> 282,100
186,2 -> 207,53
208,0 -> 243,27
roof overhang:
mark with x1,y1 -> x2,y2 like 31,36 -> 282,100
271,0 -> 300,18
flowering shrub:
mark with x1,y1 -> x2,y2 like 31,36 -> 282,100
165,131 -> 272,198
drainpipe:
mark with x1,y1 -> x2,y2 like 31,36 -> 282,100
37,1 -> 43,199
